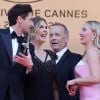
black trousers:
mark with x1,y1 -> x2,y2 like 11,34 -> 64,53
4,87 -> 10,100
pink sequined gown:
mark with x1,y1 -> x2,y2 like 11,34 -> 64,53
75,60 -> 100,100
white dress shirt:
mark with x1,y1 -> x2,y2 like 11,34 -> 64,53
10,27 -> 19,57
56,47 -> 68,64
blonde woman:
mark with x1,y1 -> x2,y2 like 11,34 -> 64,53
25,17 -> 57,100
66,21 -> 100,100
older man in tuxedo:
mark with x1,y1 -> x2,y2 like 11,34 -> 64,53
49,22 -> 82,100
0,4 -> 33,100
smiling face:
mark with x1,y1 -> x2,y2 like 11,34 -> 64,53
34,20 -> 48,43
49,25 -> 68,52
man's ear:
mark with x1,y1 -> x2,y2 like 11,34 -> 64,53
17,16 -> 23,24
65,35 -> 69,43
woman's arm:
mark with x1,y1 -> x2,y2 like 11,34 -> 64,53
67,48 -> 100,86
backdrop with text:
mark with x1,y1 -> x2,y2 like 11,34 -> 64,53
0,0 -> 100,54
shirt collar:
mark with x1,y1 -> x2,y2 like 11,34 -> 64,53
9,27 -> 14,34
56,47 -> 68,59
9,27 -> 24,37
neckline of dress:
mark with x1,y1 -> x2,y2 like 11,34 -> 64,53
77,60 -> 88,65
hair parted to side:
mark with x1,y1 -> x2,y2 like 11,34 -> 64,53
49,22 -> 69,36
32,16 -> 47,30
8,4 -> 33,26
29,16 -> 47,41
84,21 -> 100,50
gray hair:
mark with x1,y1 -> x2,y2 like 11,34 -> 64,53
49,22 -> 69,36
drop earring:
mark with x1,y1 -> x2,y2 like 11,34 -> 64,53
92,36 -> 95,41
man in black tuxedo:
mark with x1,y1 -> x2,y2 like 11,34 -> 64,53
0,4 -> 33,100
49,23 -> 82,100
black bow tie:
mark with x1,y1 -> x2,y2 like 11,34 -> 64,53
11,31 -> 18,39
11,31 -> 26,43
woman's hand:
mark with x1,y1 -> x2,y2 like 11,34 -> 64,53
66,80 -> 78,96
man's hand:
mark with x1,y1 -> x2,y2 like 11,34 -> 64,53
13,50 -> 33,69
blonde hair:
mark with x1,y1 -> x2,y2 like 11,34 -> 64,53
29,16 -> 47,42
84,21 -> 100,50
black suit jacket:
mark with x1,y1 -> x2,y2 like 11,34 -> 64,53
56,50 -> 82,100
0,28 -> 26,100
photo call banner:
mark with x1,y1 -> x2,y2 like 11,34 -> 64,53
0,0 -> 100,54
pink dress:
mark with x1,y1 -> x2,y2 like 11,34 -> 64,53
75,60 -> 100,100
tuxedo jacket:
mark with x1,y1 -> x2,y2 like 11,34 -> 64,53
56,50 -> 82,100
0,28 -> 26,100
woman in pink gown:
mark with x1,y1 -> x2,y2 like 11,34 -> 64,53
66,21 -> 100,100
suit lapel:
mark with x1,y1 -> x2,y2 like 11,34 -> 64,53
1,28 -> 13,62
57,50 -> 71,67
